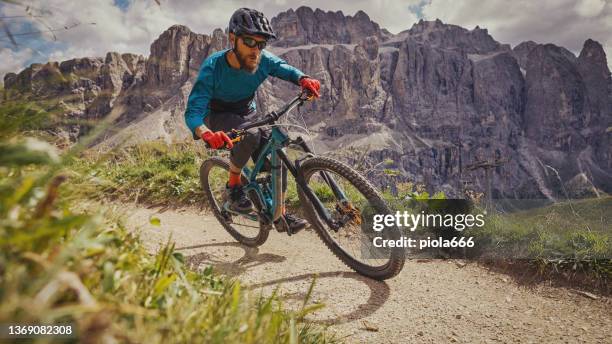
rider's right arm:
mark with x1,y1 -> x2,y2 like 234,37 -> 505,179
195,125 -> 210,139
185,62 -> 214,139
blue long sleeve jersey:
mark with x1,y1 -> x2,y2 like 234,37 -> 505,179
184,49 -> 305,136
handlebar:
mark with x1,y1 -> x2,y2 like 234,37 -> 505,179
204,90 -> 315,149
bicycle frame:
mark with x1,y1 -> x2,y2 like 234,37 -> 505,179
241,127 -> 288,222
203,92 -> 405,279
234,94 -> 349,229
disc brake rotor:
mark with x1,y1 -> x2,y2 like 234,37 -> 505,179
335,200 -> 362,225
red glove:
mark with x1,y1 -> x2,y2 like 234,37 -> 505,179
201,130 -> 233,149
299,77 -> 321,98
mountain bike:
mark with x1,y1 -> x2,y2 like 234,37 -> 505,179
199,92 -> 405,280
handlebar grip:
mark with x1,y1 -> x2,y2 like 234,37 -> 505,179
301,89 -> 316,100
203,133 -> 241,150
204,91 -> 310,149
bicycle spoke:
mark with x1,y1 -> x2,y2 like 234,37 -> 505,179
304,169 -> 392,268
204,161 -> 263,241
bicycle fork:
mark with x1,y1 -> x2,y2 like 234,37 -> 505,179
290,137 -> 348,201
279,137 -> 350,231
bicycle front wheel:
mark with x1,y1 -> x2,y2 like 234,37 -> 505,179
296,156 -> 405,280
200,157 -> 270,247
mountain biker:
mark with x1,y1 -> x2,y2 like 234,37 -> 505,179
184,8 -> 321,234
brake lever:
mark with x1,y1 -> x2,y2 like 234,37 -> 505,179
301,90 -> 316,101
203,129 -> 243,150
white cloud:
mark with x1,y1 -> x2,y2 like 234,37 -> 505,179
15,0 -> 175,57
48,46 -> 96,62
2,0 -> 421,63
1,0 -> 610,76
0,48 -> 33,83
575,0 -> 606,17
422,0 -> 612,69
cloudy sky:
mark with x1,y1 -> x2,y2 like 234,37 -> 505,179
1,0 -> 610,81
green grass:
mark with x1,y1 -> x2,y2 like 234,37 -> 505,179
72,142 -> 421,211
74,142 -> 313,211
467,198 -> 611,281
471,198 -> 611,258
77,140 -> 611,285
71,141 -> 209,207
376,179 -> 610,275
374,179 -> 611,285
0,92 -> 105,148
0,98 -> 59,137
0,137 -> 336,343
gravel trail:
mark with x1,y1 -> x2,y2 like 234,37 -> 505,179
123,205 -> 611,344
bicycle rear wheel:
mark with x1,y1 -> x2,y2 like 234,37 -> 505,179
297,156 -> 405,280
200,157 -> 270,247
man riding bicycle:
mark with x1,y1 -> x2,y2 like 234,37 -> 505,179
184,8 -> 321,234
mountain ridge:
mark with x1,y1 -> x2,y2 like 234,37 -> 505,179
2,7 -> 611,199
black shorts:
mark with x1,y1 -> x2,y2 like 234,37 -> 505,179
205,111 -> 288,191
205,110 -> 260,167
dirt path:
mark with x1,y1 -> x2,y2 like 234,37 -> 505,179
122,205 -> 611,343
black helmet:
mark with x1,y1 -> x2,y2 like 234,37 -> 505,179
228,8 -> 276,40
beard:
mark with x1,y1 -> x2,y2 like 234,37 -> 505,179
234,48 -> 260,74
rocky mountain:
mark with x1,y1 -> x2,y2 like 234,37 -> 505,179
270,7 -> 390,47
2,6 -> 611,200
3,52 -> 146,137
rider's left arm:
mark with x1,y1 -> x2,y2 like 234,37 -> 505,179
185,61 -> 215,140
263,50 -> 305,85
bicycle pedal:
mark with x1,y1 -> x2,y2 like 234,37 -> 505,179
273,217 -> 289,234
223,203 -> 259,220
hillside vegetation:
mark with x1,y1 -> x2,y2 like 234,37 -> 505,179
0,124 -> 334,343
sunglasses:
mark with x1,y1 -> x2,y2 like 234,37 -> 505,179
240,36 -> 267,50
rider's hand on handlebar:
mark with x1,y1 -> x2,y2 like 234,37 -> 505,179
201,130 -> 233,149
299,77 -> 321,98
